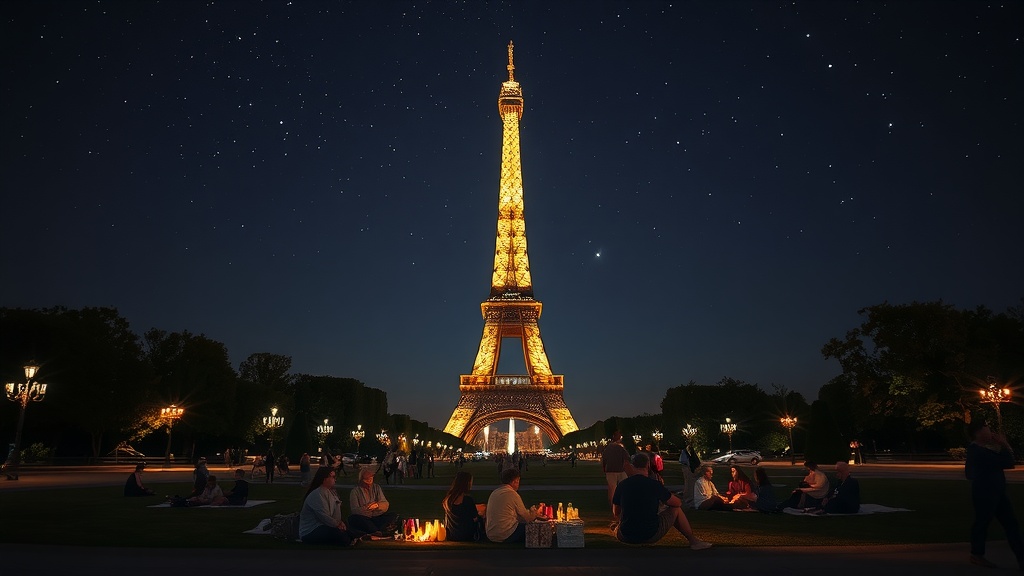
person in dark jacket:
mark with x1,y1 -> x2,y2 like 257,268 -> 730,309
965,419 -> 1023,570
821,461 -> 860,514
123,463 -> 155,496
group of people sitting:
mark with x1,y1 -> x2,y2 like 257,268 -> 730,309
124,460 -> 250,507
692,460 -> 860,515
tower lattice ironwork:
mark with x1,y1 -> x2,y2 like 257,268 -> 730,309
443,42 -> 580,444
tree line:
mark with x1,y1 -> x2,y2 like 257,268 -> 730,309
2,299 -> 1020,464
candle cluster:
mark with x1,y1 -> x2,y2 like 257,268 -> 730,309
397,518 -> 447,542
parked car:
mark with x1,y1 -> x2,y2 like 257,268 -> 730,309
711,450 -> 762,465
341,453 -> 375,466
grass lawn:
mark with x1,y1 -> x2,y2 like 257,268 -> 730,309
0,460 -> 1015,549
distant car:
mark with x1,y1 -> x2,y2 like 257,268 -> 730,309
341,453 -> 375,466
711,450 -> 762,466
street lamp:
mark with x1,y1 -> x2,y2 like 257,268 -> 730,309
720,418 -> 737,453
351,424 -> 365,453
263,406 -> 284,448
681,424 -> 698,445
980,383 -> 1012,431
316,418 -> 334,450
376,429 -> 389,448
652,430 -> 663,450
160,404 -> 184,466
4,363 -> 47,481
631,433 -> 642,447
780,416 -> 797,465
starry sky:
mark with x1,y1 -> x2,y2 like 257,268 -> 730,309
2,1 -> 1022,432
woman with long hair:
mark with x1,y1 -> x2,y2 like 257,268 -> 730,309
298,467 -> 362,546
740,466 -> 779,513
443,470 -> 486,541
725,466 -> 753,508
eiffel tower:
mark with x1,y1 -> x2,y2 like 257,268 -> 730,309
443,42 -> 580,444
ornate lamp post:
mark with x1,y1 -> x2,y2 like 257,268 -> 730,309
631,433 -> 643,448
376,429 -> 390,449
351,424 -> 364,453
316,418 -> 334,450
4,363 -> 47,481
160,404 -> 184,466
980,383 -> 1012,431
681,424 -> 698,445
652,430 -> 663,451
720,418 -> 737,453
263,406 -> 284,448
780,416 -> 797,465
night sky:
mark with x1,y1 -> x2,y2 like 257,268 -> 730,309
2,1 -> 1022,432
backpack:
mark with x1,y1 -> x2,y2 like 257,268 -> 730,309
653,453 -> 664,472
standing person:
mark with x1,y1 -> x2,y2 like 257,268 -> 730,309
602,431 -> 636,528
443,471 -> 486,542
416,450 -> 425,479
965,419 -> 1024,569
678,445 -> 696,508
484,468 -> 546,543
224,468 -> 250,506
264,448 -> 275,484
299,467 -> 362,546
299,452 -> 312,487
819,461 -> 860,514
612,452 -> 711,550
427,452 -> 435,478
348,467 -> 399,536
189,457 -> 209,497
693,464 -> 730,511
408,449 -> 419,479
123,463 -> 155,496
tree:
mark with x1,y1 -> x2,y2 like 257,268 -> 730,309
822,300 -> 1024,449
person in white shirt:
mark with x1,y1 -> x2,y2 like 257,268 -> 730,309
485,468 -> 547,543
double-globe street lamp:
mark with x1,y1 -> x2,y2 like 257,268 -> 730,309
652,430 -> 663,451
161,404 -> 185,466
980,382 -> 1012,431
4,363 -> 47,481
780,416 -> 798,465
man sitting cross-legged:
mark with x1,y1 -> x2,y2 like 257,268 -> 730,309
612,452 -> 712,550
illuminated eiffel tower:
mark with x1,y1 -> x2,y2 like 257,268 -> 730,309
443,42 -> 580,444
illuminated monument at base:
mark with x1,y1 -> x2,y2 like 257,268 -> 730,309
443,42 -> 579,445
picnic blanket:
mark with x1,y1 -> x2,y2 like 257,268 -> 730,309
782,503 -> 911,516
148,499 -> 275,509
244,518 -> 274,534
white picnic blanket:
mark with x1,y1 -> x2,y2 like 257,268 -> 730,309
782,503 -> 911,516
148,499 -> 275,509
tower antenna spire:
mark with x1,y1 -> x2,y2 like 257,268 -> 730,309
507,40 -> 515,82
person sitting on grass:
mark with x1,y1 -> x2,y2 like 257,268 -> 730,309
485,467 -> 547,543
724,465 -> 753,509
187,475 -> 225,506
739,467 -> 778,513
224,468 -> 249,506
299,467 -> 363,546
612,452 -> 711,550
818,461 -> 860,514
123,463 -> 155,496
693,464 -> 730,511
348,466 -> 399,536
443,470 -> 486,542
776,460 -> 829,511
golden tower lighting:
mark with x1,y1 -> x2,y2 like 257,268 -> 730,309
444,41 -> 579,444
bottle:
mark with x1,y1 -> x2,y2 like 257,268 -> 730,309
568,502 -> 573,520
557,502 -> 564,522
